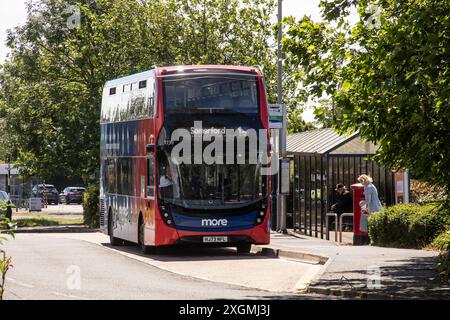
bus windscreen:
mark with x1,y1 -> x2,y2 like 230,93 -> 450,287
158,161 -> 267,210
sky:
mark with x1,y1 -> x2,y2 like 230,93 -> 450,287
0,0 -> 323,120
0,0 -> 324,62
0,0 -> 29,62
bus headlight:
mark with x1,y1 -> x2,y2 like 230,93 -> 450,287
255,201 -> 268,226
159,201 -> 175,228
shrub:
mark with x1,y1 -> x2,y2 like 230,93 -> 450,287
368,203 -> 449,248
410,179 -> 448,204
83,183 -> 99,228
432,230 -> 450,282
0,215 -> 15,300
0,251 -> 12,300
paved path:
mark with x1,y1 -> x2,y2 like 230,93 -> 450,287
269,232 -> 450,299
2,233 -> 325,300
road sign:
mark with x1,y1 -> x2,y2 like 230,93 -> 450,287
280,159 -> 290,195
29,197 -> 42,212
268,104 -> 284,129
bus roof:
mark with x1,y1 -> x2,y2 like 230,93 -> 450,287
104,65 -> 262,88
105,69 -> 154,88
160,65 -> 261,74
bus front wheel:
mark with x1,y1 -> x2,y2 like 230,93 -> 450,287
139,222 -> 155,254
236,243 -> 252,254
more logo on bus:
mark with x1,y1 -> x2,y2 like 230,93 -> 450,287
201,219 -> 228,227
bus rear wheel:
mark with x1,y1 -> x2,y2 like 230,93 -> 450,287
139,222 -> 155,254
236,243 -> 252,254
109,212 -> 122,246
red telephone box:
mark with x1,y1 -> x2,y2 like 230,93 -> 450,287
351,183 -> 370,245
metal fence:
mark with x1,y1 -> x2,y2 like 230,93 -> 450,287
0,175 -> 34,210
289,154 -> 395,239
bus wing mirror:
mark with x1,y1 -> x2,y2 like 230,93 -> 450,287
146,144 -> 155,153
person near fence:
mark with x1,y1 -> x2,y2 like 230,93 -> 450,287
357,174 -> 382,213
331,183 -> 353,216
330,183 -> 353,231
5,200 -> 12,220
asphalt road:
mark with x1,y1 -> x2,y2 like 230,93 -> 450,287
2,234 -> 320,300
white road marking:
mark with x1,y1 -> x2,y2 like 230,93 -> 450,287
51,291 -> 90,300
281,257 -> 321,265
6,277 -> 34,288
293,265 -> 324,292
4,288 -> 25,300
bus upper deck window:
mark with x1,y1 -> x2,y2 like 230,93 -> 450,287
139,80 -> 147,89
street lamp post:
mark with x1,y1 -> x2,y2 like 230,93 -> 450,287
6,130 -> 11,195
277,0 -> 283,106
7,160 -> 11,195
276,0 -> 287,234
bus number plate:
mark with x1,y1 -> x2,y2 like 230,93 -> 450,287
203,236 -> 228,243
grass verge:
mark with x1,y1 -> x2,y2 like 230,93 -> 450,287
15,217 -> 84,228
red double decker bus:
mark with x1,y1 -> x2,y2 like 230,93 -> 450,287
100,65 -> 271,253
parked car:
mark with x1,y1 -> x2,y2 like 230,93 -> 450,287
32,184 -> 59,205
59,187 -> 86,204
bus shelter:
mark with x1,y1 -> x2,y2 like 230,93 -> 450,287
286,129 -> 396,239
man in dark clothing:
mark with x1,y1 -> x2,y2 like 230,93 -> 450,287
5,200 -> 13,220
331,183 -> 353,216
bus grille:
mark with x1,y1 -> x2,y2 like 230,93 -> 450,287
99,198 -> 106,227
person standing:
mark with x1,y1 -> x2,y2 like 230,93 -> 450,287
5,200 -> 13,221
331,183 -> 353,216
330,183 -> 354,231
357,174 -> 382,213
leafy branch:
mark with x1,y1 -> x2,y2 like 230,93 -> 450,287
0,211 -> 16,301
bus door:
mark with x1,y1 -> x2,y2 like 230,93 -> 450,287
146,154 -> 155,223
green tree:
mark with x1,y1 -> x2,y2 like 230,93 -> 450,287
0,0 -> 277,183
282,0 -> 450,189
283,73 -> 316,134
312,98 -> 340,128
287,106 -> 315,134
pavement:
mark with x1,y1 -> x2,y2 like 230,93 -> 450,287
278,231 -> 450,299
4,221 -> 450,299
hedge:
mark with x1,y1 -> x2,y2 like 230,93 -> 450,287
82,183 -> 99,228
432,230 -> 450,282
368,203 -> 449,248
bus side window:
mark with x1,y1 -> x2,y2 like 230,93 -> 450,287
147,156 -> 155,199
147,77 -> 155,117
147,96 -> 154,116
